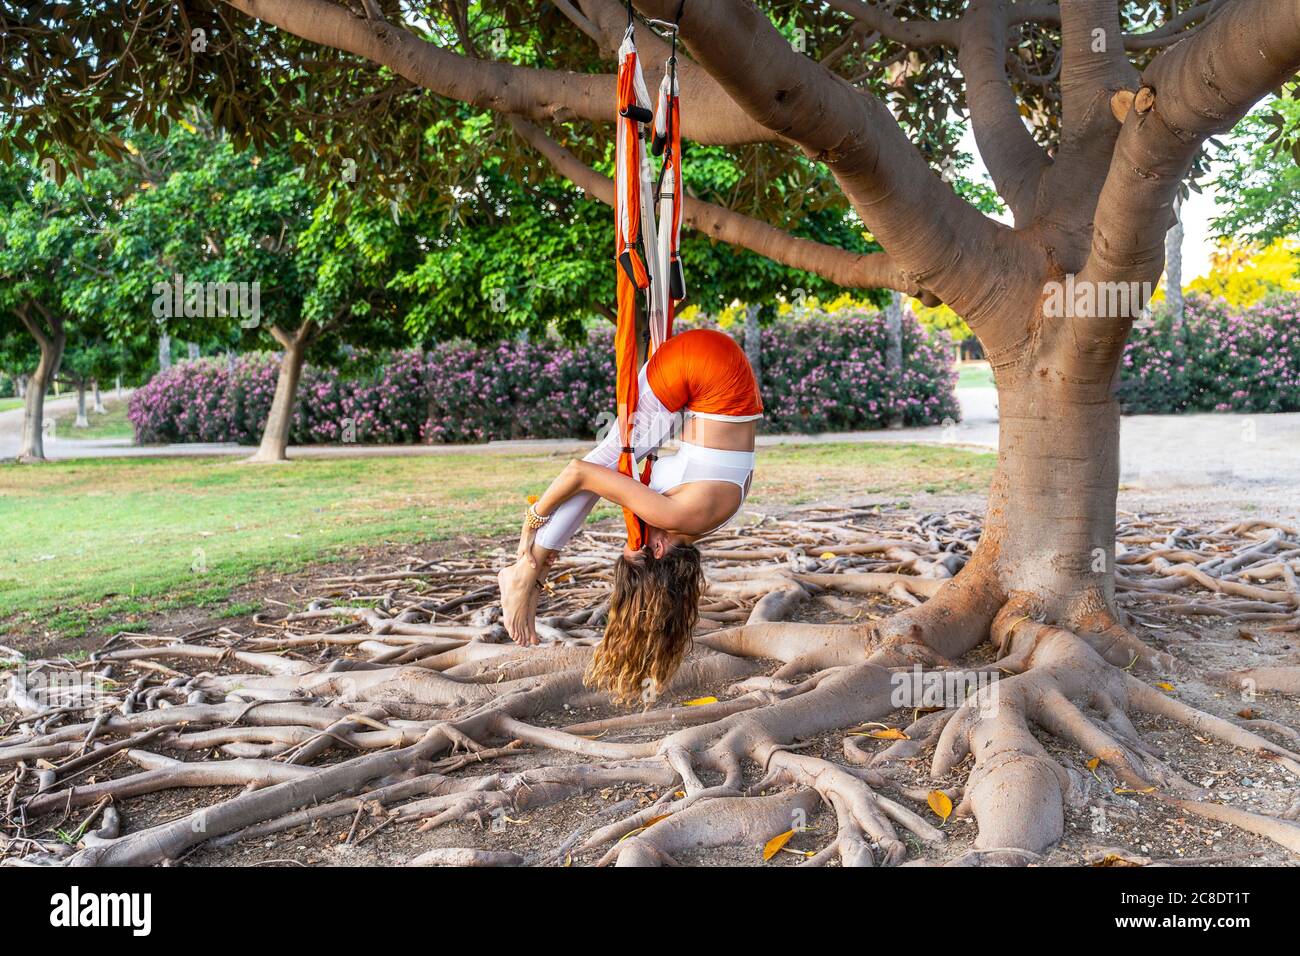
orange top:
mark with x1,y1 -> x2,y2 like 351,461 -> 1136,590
646,328 -> 764,419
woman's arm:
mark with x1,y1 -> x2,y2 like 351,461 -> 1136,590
536,459 -> 701,533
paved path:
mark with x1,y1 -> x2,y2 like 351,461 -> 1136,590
3,388 -> 1298,507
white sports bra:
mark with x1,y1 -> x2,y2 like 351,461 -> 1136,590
648,441 -> 754,533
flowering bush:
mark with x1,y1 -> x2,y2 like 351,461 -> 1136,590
1118,294 -> 1300,414
756,311 -> 960,432
129,314 -> 960,445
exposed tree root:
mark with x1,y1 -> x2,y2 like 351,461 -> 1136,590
3,508 -> 1298,867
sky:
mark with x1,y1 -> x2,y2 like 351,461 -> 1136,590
957,127 -> 1222,283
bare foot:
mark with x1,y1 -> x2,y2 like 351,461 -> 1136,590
498,561 -> 539,646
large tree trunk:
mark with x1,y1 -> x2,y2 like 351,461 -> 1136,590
983,384 -> 1119,620
246,321 -> 316,464
16,310 -> 66,462
92,379 -> 106,414
14,374 -> 26,399
158,331 -> 172,371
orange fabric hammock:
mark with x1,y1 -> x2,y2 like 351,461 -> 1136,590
614,18 -> 684,550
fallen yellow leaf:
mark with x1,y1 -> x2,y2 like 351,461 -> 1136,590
927,790 -> 953,824
618,814 -> 672,842
684,696 -> 718,706
1154,681 -> 1175,692
1114,786 -> 1157,795
763,829 -> 795,861
820,551 -> 836,559
848,727 -> 909,740
1086,757 -> 1101,771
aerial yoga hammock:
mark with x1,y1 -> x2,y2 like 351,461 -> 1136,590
613,6 -> 684,552
498,6 -> 765,704
537,12 -> 762,550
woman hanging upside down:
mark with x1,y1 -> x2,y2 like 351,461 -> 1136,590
498,328 -> 762,703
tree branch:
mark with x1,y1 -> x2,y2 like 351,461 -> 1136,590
1083,0 -> 1300,290
828,0 -> 1230,52
1033,0 -> 1140,263
15,305 -> 50,351
824,0 -> 962,47
552,0 -> 601,44
576,0 -> 788,146
219,0 -> 777,145
958,0 -> 1051,223
630,0 -> 1031,332
1059,0 -> 1140,133
1124,0 -> 1228,51
507,117 -> 929,297
1053,0 -> 1300,382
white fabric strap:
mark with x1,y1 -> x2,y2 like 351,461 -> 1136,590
619,22 -> 672,354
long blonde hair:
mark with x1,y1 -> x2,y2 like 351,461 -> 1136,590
585,543 -> 704,705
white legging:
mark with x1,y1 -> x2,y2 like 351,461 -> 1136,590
536,367 -> 679,551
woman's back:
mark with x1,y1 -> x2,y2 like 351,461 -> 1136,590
646,328 -> 762,451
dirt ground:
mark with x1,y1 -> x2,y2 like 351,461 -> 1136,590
4,487 -> 1298,868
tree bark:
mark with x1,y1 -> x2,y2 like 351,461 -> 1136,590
187,341 -> 201,361
1164,193 -> 1184,327
982,379 -> 1120,622
15,308 -> 66,462
883,293 -> 905,430
15,374 -> 26,399
958,0 -> 1051,223
246,321 -> 317,464
92,379 -> 106,414
221,0 -> 776,146
74,381 -> 89,428
158,331 -> 172,371
507,118 -> 931,297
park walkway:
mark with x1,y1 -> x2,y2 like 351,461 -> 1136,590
2,388 -> 1298,504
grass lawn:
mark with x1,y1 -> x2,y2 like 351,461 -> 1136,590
0,442 -> 994,640
957,362 -> 994,389
52,397 -> 134,441
0,397 -> 24,413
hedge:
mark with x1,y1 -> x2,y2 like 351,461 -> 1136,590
1117,294 -> 1300,414
128,313 -> 960,445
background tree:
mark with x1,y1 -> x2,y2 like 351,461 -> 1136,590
88,122 -> 426,460
1187,238 -> 1300,305
1209,90 -> 1300,246
0,160 -> 131,460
